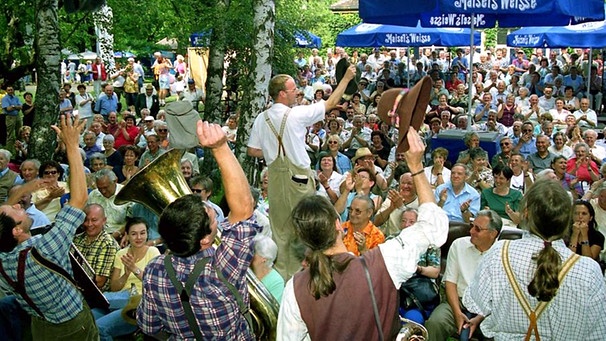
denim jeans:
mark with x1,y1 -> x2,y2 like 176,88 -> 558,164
0,295 -> 28,341
93,290 -> 137,341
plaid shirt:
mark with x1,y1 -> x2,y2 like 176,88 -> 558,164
137,216 -> 261,340
73,230 -> 119,292
0,205 -> 86,323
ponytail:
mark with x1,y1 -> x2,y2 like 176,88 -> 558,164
308,250 -> 352,299
528,243 -> 562,302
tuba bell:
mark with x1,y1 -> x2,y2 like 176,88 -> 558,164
115,148 -> 279,340
396,318 -> 429,341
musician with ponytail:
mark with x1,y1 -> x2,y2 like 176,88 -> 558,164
277,127 -> 449,340
463,179 -> 606,340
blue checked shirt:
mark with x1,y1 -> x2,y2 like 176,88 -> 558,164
0,205 -> 86,323
137,216 -> 261,340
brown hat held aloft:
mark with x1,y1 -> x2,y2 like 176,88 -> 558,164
377,76 -> 432,153
335,58 -> 361,100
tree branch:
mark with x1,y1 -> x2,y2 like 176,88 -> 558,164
64,12 -> 91,42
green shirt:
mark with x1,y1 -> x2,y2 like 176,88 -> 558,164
480,188 -> 523,220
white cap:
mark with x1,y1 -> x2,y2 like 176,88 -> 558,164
144,116 -> 154,121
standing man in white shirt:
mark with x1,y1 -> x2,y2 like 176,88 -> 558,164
247,65 -> 357,279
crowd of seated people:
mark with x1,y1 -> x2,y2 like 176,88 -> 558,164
0,46 -> 605,339
290,46 -> 606,338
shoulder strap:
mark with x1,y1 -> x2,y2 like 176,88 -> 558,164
502,240 -> 581,341
214,267 -> 253,331
360,256 -> 384,341
0,248 -> 46,319
164,255 -> 209,341
264,109 -> 291,158
30,247 -> 79,290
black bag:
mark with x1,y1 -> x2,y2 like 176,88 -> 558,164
399,275 -> 439,311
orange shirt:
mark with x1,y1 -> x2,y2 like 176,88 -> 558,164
342,221 -> 385,256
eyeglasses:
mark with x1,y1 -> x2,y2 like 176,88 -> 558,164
297,94 -> 303,97
44,170 -> 58,175
470,223 -> 490,232
347,207 -> 368,215
522,129 -> 533,133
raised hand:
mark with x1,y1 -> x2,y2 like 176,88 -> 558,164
196,121 -> 227,149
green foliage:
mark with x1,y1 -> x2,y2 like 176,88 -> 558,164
483,27 -> 498,48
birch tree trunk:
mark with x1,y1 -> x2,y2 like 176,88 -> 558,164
237,0 -> 275,186
199,0 -> 229,185
93,4 -> 116,73
30,0 -> 61,161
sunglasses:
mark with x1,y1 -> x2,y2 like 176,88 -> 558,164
523,129 -> 533,133
44,170 -> 58,175
158,129 -> 168,132
500,142 -> 510,146
328,141 -> 339,144
191,189 -> 204,193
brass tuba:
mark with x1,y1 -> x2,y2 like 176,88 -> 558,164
396,318 -> 429,341
115,148 -> 279,340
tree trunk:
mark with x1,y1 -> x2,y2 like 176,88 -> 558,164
92,4 -> 116,73
199,0 -> 230,186
30,0 -> 61,162
237,0 -> 275,186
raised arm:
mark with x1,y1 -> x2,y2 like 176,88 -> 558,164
52,114 -> 87,209
197,121 -> 253,223
325,65 -> 357,110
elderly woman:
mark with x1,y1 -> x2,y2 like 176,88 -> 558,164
551,155 -> 582,199
398,207 -> 441,325
154,120 -> 170,149
93,217 -> 161,340
19,158 -> 40,183
32,160 -> 69,222
113,114 -> 139,149
321,135 -> 351,174
180,158 -> 198,183
567,200 -> 604,261
316,152 -> 343,204
467,147 -> 494,193
480,164 -> 522,227
548,131 -> 574,159
251,235 -> 285,303
102,135 -> 123,169
424,147 -> 451,190
566,142 -> 599,191
457,131 -> 480,165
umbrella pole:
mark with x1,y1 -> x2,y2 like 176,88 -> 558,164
407,47 -> 411,89
467,15 -> 475,130
587,48 -> 593,109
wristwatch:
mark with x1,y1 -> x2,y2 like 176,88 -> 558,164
134,268 -> 142,276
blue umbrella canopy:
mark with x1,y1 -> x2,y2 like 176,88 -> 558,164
507,20 -> 606,48
336,23 -> 481,47
359,0 -> 605,28
294,31 -> 322,49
